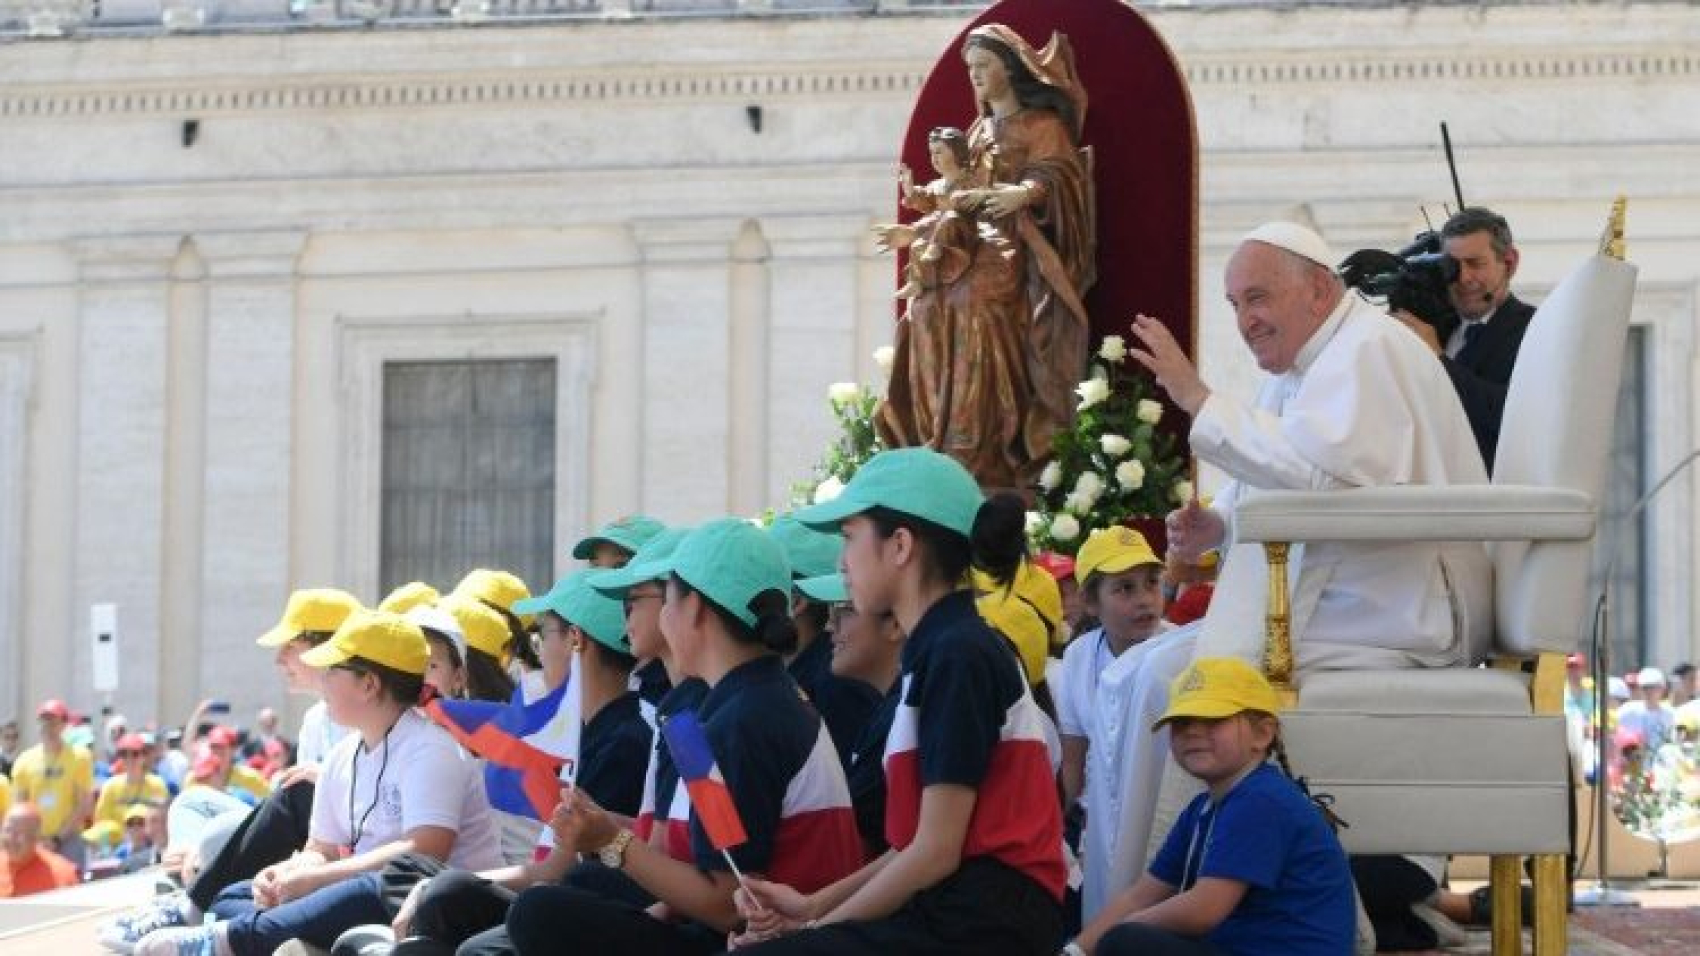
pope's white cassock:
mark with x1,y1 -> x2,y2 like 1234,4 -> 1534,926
1084,271 -> 1492,917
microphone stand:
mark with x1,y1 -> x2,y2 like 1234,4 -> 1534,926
1574,447 -> 1700,906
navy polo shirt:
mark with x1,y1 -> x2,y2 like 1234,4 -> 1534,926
846,681 -> 900,855
788,634 -> 884,767
578,691 -> 652,819
631,658 -> 672,712
651,677 -> 709,832
693,655 -> 819,877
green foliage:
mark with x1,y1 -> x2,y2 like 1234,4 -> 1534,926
792,383 -> 886,508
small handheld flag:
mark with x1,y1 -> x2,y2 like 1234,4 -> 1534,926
661,711 -> 749,851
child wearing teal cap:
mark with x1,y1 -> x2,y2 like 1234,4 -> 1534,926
733,447 -> 1066,956
504,518 -> 864,956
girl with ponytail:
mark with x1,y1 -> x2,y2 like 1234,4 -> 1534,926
504,518 -> 863,956
733,447 -> 1067,956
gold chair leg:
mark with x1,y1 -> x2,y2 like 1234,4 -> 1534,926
1490,855 -> 1524,956
1532,854 -> 1568,956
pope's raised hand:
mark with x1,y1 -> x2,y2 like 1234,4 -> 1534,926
1129,313 -> 1210,415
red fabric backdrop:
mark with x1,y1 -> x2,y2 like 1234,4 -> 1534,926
897,0 -> 1199,477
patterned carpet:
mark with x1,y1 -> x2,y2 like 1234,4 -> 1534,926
1573,905 -> 1700,953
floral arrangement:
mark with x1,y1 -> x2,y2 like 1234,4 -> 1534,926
792,346 -> 895,507
1028,335 -> 1192,555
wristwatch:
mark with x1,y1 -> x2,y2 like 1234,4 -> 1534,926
597,828 -> 635,869
1061,942 -> 1087,956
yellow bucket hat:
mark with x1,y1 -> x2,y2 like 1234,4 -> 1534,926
256,588 -> 364,648
301,609 -> 429,676
1153,657 -> 1282,731
1075,526 -> 1161,585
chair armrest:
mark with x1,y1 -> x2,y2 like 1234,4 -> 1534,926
1234,486 -> 1595,543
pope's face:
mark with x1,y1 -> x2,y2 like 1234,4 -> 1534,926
965,46 -> 1012,103
1225,241 -> 1328,374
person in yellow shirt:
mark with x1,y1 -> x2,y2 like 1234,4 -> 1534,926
8,699 -> 94,871
205,726 -> 271,804
0,771 -> 11,819
84,734 -> 169,850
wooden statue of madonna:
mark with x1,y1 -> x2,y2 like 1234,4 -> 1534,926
874,24 -> 1097,491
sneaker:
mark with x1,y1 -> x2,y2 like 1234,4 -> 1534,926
1411,899 -> 1469,949
98,893 -> 191,955
134,925 -> 219,956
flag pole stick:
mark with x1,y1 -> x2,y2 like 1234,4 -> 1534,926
722,850 -> 766,915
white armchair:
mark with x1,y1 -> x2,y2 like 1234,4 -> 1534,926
1233,209 -> 1637,956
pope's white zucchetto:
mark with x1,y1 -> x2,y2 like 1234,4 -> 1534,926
1241,221 -> 1337,271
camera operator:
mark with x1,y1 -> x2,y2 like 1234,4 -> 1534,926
1392,207 -> 1534,473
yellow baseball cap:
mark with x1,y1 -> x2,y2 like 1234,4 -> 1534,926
379,581 -> 441,615
1153,657 -> 1282,731
256,589 -> 364,648
974,561 -> 1062,686
438,595 -> 513,664
1075,526 -> 1161,584
452,568 -> 534,628
301,609 -> 429,676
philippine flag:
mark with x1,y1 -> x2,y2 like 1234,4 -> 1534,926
661,711 -> 748,850
426,673 -> 582,820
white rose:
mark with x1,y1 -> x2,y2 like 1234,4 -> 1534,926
828,382 -> 862,407
1049,514 -> 1081,542
1099,434 -> 1132,458
1137,399 -> 1164,426
1024,510 -> 1045,536
1116,460 -> 1146,491
813,476 -> 845,503
1075,377 -> 1111,411
1038,461 -> 1063,491
1063,491 -> 1089,515
872,345 -> 896,374
1073,470 -> 1105,499
1098,335 -> 1127,363
1172,479 -> 1195,503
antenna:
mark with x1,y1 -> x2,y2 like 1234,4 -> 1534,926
1440,122 -> 1466,212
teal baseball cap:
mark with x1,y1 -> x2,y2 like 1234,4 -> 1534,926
512,570 -> 629,654
792,448 -> 984,537
796,572 -> 848,604
768,514 -> 844,580
571,515 -> 666,561
590,526 -> 692,596
661,518 -> 793,628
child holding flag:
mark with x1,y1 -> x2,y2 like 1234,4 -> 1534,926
733,448 -> 1066,956
504,518 -> 863,956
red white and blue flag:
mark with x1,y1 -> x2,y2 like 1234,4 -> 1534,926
425,669 -> 582,820
661,711 -> 748,851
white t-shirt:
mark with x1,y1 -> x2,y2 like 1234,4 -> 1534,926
296,700 -> 350,768
309,710 -> 502,871
1057,624 -> 1172,808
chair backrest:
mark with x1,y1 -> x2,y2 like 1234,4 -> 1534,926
1492,255 -> 1638,655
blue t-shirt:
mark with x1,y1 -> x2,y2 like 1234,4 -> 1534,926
1149,762 -> 1355,956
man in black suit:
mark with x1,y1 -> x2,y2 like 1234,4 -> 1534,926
1394,207 -> 1533,472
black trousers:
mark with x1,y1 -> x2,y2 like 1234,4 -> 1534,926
187,780 -> 317,912
506,883 -> 723,956
1350,855 -> 1439,952
406,860 -> 656,956
1096,924 -> 1227,956
734,858 -> 1063,956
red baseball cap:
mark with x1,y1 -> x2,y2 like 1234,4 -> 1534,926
206,726 -> 240,748
116,733 -> 148,752
36,699 -> 70,720
1032,552 -> 1077,583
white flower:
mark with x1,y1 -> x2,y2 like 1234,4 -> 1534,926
1098,335 -> 1127,363
1038,461 -> 1063,491
1172,479 -> 1195,504
1075,377 -> 1111,411
813,476 -> 845,503
872,346 -> 896,375
1099,434 -> 1132,458
1049,514 -> 1081,542
1137,399 -> 1164,426
828,382 -> 862,407
1025,510 -> 1045,536
1116,460 -> 1146,491
1063,491 -> 1090,514
1073,470 -> 1105,499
